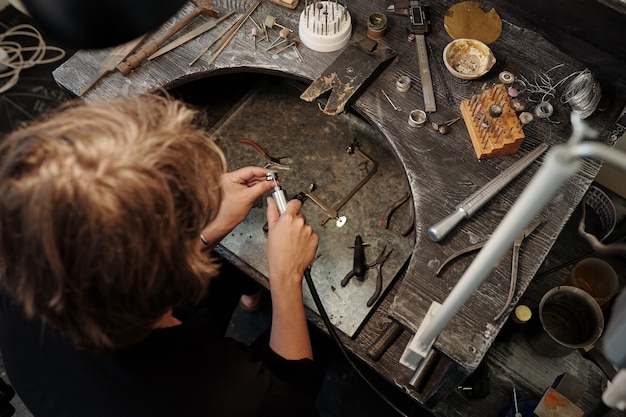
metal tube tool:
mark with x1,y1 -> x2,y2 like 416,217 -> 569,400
428,143 -> 548,242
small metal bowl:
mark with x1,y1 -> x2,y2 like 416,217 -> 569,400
443,38 -> 496,80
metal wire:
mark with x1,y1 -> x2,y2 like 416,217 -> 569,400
560,69 -> 602,119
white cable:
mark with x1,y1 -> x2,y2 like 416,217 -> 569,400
0,24 -> 66,94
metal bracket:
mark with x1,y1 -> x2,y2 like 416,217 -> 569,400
304,141 -> 379,227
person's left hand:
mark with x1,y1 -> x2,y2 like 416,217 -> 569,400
200,166 -> 276,248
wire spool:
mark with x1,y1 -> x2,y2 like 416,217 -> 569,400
561,69 -> 602,119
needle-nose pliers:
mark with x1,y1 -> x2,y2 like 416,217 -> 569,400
436,219 -> 542,321
366,245 -> 393,307
238,138 -> 292,170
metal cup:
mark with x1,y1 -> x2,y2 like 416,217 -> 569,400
525,286 -> 604,357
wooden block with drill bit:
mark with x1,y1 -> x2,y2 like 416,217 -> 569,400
460,83 -> 525,159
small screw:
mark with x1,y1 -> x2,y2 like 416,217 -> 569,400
331,285 -> 346,304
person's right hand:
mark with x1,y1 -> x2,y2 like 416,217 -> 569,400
265,196 -> 318,360
265,197 -> 318,287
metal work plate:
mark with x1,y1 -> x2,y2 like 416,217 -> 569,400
214,77 -> 414,337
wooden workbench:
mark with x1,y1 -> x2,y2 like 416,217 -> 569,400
52,0 -> 626,414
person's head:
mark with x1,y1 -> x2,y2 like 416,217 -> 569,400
0,93 -> 226,353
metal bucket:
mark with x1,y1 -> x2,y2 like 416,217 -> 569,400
525,286 -> 604,357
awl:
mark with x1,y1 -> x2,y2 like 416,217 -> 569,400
428,143 -> 548,242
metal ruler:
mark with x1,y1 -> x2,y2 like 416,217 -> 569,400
409,2 -> 436,112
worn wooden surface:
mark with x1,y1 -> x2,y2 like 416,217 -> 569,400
52,0 -> 626,412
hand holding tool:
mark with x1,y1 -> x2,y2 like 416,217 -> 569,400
428,143 -> 548,242
117,0 -> 220,75
366,245 -> 393,307
266,171 -> 288,214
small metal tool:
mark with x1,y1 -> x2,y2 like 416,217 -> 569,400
251,27 -> 258,50
264,15 -> 293,32
304,141 -> 378,227
381,89 -> 400,111
431,116 -> 460,135
435,219 -> 541,321
189,18 -> 240,65
366,245 -> 393,307
206,0 -> 262,66
238,138 -> 292,170
147,11 -> 236,60
117,0 -> 220,74
266,27 -> 290,51
427,143 -> 548,242
512,384 -> 522,417
331,285 -> 346,304
341,235 -> 369,287
388,1 -> 436,112
266,171 -> 288,214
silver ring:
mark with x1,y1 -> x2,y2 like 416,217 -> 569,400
534,101 -> 553,118
408,109 -> 427,127
519,111 -> 534,125
498,71 -> 515,84
396,75 -> 411,93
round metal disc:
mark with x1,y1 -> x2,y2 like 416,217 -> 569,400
443,1 -> 503,45
336,216 -> 347,227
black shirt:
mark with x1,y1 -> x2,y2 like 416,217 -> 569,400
0,290 -> 322,417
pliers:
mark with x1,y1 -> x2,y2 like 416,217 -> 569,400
381,192 -> 414,236
366,245 -> 393,307
238,138 -> 291,170
435,219 -> 542,321
341,235 -> 369,287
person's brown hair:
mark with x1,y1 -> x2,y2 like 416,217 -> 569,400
0,93 -> 226,353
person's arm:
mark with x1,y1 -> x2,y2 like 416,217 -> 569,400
198,166 -> 276,251
265,197 -> 318,360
